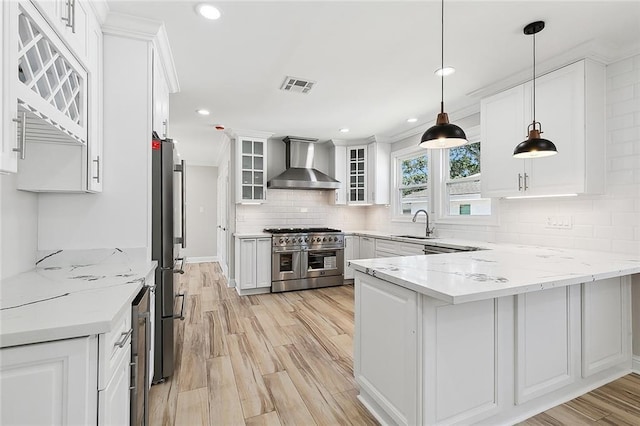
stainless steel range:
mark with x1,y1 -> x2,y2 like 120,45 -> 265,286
264,227 -> 345,292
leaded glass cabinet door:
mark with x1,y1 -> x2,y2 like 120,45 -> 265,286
348,146 -> 367,204
238,136 -> 267,203
14,1 -> 88,145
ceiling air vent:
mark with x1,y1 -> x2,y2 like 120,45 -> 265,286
280,76 -> 315,94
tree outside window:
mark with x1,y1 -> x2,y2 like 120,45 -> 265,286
399,153 -> 429,215
446,142 -> 491,216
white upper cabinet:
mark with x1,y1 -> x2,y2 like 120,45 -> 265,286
153,53 -> 169,138
34,0 -> 90,63
4,0 -> 105,192
86,12 -> 102,191
0,1 -> 19,173
331,139 -> 390,206
348,145 -> 368,204
481,59 -> 605,198
367,141 -> 390,205
234,131 -> 272,204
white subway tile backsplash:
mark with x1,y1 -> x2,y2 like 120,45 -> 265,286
606,57 -> 634,77
610,69 -> 640,90
607,86 -> 634,104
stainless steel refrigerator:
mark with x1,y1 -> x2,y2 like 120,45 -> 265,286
151,135 -> 186,383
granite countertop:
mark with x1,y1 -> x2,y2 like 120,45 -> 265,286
0,249 -> 157,348
349,243 -> 640,304
344,230 -> 492,251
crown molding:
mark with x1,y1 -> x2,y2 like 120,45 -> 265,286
87,0 -> 109,25
102,12 -> 180,93
227,129 -> 275,139
467,39 -> 640,100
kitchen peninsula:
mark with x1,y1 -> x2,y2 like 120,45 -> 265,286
350,244 -> 640,425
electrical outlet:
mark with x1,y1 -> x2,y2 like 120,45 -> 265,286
545,215 -> 572,229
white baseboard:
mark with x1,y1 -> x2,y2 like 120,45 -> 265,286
185,256 -> 218,264
633,355 -> 640,374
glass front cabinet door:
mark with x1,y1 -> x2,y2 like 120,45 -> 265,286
348,146 -> 367,204
237,135 -> 267,203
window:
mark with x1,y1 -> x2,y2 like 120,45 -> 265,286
396,151 -> 430,216
444,142 -> 491,216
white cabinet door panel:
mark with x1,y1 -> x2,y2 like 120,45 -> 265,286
355,273 -> 418,426
0,336 -> 98,425
582,277 -> 631,377
256,237 -> 272,288
515,286 -> 580,403
425,298 -> 498,423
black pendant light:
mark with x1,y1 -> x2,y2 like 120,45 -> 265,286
420,0 -> 467,149
513,21 -> 558,158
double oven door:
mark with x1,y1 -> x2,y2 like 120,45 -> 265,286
272,244 -> 344,283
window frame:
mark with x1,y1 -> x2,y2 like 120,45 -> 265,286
391,145 -> 433,221
434,126 -> 499,225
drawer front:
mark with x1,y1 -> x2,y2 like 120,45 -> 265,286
98,308 -> 132,390
375,239 -> 424,257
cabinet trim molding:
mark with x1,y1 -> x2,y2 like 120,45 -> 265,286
101,12 -> 179,93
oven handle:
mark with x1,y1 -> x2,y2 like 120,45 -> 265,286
273,247 -> 302,253
301,246 -> 344,252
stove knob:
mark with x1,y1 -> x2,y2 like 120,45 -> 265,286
304,237 -> 309,243
285,238 -> 290,243
279,238 -> 284,243
323,237 -> 327,242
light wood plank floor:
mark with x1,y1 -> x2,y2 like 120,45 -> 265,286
150,262 -> 640,426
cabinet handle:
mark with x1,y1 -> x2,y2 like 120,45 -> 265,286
524,173 -> 529,191
92,156 -> 100,182
114,328 -> 133,348
62,0 -> 75,32
162,120 -> 168,138
12,113 -> 26,160
70,0 -> 76,33
518,173 -> 523,191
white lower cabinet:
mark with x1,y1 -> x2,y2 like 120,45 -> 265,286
355,273 -> 419,426
0,336 -> 98,425
343,235 -> 359,280
98,342 -> 132,426
374,238 -> 424,258
359,236 -> 375,259
515,286 -> 581,404
235,236 -> 271,294
0,302 -> 138,425
582,276 -> 631,377
354,272 -> 633,426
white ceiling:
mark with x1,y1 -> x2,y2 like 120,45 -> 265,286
107,0 -> 640,166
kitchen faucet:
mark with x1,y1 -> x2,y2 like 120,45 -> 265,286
412,209 -> 433,237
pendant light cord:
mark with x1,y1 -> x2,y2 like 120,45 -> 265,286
440,0 -> 444,114
532,31 -> 536,124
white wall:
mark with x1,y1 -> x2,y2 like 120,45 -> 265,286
0,174 -> 38,279
37,35 -> 152,256
182,165 -> 218,260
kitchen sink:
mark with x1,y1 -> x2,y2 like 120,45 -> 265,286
392,235 -> 437,240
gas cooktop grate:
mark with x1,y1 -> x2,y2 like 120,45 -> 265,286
263,227 -> 342,234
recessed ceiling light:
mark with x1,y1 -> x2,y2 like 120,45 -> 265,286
407,117 -> 418,123
435,66 -> 455,76
196,3 -> 221,20
339,128 -> 350,133
196,109 -> 210,115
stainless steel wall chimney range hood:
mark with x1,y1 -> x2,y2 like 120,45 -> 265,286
267,137 -> 341,190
